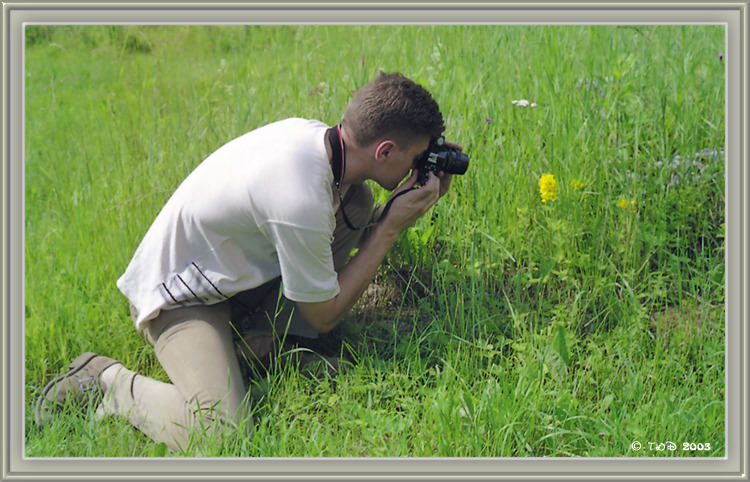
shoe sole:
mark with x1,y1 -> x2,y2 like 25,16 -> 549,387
34,352 -> 100,428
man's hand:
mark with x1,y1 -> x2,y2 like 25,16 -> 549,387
373,139 -> 462,231
294,170 -> 442,333
294,139 -> 462,333
377,169 -> 442,235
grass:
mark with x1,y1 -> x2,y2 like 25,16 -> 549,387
24,25 -> 725,458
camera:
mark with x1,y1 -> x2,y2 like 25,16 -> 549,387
415,135 -> 470,185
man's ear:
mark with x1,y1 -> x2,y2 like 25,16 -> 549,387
374,140 -> 396,161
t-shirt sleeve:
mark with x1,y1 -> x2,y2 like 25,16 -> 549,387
263,221 -> 340,302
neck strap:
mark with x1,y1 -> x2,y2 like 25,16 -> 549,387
327,124 -> 345,188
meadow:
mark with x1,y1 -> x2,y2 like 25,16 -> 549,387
24,25 -> 725,457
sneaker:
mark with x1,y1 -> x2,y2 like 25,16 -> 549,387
34,352 -> 120,428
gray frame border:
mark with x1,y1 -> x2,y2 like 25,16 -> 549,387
3,1 -> 747,480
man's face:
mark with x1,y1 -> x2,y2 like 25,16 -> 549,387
380,137 -> 430,191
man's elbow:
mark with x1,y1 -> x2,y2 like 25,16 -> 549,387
294,300 -> 341,334
311,319 -> 337,334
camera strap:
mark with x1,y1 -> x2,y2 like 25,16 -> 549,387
327,124 -> 346,188
327,124 -> 373,231
326,124 -> 416,231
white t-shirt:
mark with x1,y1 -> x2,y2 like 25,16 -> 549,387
117,118 -> 341,328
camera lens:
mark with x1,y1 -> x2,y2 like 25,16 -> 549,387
440,150 -> 470,175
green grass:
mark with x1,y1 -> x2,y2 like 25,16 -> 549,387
24,25 -> 725,457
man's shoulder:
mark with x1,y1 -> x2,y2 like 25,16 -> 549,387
253,117 -> 328,136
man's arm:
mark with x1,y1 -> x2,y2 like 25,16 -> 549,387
295,170 -> 447,333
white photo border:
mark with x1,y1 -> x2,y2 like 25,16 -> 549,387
3,1 -> 747,480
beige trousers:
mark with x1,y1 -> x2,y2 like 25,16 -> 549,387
99,183 -> 373,452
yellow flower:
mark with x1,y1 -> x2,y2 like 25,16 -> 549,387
539,173 -> 558,203
571,179 -> 584,191
617,198 -> 636,211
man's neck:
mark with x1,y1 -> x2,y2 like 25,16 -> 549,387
330,124 -> 368,187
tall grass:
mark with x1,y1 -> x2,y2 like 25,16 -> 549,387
25,25 -> 725,457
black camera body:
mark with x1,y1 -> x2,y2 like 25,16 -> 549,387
415,135 -> 470,185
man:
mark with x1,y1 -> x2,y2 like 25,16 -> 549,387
35,72 -> 461,452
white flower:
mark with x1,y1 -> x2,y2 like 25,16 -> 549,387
512,99 -> 538,108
